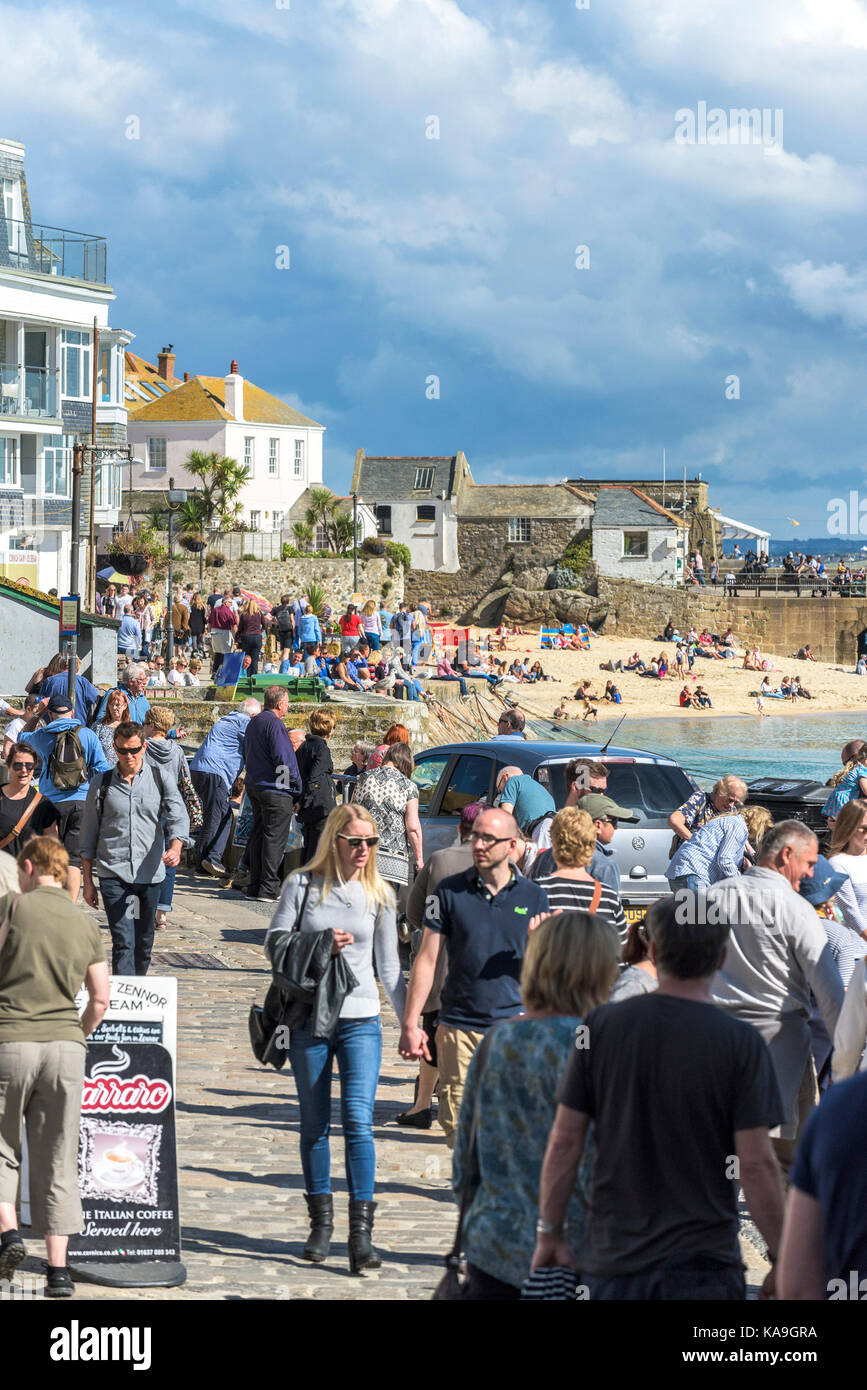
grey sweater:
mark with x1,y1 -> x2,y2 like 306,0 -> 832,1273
265,873 -> 406,1020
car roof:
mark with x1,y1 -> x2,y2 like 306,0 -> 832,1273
419,740 -> 684,769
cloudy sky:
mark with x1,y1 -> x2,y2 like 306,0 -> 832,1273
6,0 -> 867,540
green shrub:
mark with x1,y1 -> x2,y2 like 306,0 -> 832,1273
440,604 -> 452,618
281,543 -> 302,559
385,541 -> 411,572
561,534 -> 592,574
306,580 -> 325,616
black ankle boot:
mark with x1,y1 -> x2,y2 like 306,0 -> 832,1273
348,1199 -> 381,1275
302,1193 -> 334,1263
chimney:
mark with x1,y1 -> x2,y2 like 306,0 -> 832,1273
183,371 -> 190,382
224,360 -> 244,421
157,345 -> 175,381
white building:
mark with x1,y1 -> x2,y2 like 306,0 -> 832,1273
591,486 -> 688,586
0,137 -> 128,592
126,359 -> 324,532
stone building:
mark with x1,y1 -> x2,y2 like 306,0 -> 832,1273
591,486 -> 688,587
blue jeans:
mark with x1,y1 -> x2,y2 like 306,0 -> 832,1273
437,673 -> 469,696
288,1015 -> 382,1200
364,632 -> 380,651
669,873 -> 706,896
100,876 -> 161,976
158,825 -> 176,913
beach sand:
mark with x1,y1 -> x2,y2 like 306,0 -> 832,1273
470,629 -> 867,724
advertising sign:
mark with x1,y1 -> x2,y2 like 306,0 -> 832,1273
60,594 -> 80,638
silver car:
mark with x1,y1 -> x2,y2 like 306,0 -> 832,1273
411,739 -> 696,923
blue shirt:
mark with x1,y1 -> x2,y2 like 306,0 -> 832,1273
498,774 -> 555,831
424,867 -> 549,1030
298,614 -> 322,645
117,615 -> 141,650
490,733 -> 528,742
190,711 -> 250,789
243,709 -> 301,796
95,685 -> 152,724
790,1072 -> 867,1283
666,814 -> 748,887
20,718 -> 112,804
39,672 -> 99,727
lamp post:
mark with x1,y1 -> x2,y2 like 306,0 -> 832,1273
352,492 -> 358,593
165,479 -> 187,661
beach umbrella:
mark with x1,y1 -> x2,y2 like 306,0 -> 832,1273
239,587 -> 273,612
97,566 -> 133,585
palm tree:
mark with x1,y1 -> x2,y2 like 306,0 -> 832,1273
184,450 -> 249,537
332,512 -> 355,555
292,521 -> 314,552
304,487 -> 341,552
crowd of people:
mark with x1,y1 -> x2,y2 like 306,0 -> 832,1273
1,624 -> 866,1302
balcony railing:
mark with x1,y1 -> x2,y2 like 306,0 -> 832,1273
2,219 -> 107,284
0,363 -> 60,418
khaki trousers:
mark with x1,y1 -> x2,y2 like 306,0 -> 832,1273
0,1040 -> 85,1235
435,1025 -> 486,1149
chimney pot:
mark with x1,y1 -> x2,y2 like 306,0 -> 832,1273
230,359 -> 238,375
183,371 -> 190,382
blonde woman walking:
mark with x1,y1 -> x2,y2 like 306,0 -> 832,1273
265,804 -> 406,1274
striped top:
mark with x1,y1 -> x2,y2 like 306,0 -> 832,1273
535,873 -> 627,947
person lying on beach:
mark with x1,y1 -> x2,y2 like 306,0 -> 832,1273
598,658 -> 624,673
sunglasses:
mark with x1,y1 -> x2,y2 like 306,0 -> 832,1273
337,834 -> 379,848
598,817 -> 619,827
115,745 -> 144,756
11,761 -> 34,771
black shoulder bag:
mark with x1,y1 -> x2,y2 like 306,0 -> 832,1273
248,880 -> 310,1067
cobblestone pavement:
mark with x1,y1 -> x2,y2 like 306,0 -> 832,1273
16,870 -> 770,1301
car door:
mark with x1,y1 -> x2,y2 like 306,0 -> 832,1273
414,751 -> 497,858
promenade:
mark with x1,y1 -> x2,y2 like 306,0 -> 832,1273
15,872 -> 771,1300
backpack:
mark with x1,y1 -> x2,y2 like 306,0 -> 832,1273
48,726 -> 89,792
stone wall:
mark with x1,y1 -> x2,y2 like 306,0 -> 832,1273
594,576 -> 867,663
166,557 -> 403,610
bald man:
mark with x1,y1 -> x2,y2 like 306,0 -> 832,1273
496,765 -> 556,837
399,806 -> 549,1146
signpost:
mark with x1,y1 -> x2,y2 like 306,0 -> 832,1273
66,976 -> 186,1288
60,594 -> 81,702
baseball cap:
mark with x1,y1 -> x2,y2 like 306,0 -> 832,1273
47,695 -> 74,714
578,792 -> 639,823
799,855 -> 849,907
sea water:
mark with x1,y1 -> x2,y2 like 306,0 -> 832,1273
531,710 -> 865,787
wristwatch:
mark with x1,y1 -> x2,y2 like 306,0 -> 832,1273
535,1218 -> 562,1237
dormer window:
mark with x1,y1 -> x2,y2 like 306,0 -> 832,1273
414,466 -> 434,491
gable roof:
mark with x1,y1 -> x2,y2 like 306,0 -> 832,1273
592,486 -> 688,529
128,375 -> 323,429
355,456 -> 459,501
124,351 -> 181,416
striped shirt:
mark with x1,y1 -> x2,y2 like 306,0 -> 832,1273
535,873 -> 627,948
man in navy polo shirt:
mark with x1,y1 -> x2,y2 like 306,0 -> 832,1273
400,806 -> 549,1147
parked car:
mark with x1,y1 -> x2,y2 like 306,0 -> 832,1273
411,739 -> 696,921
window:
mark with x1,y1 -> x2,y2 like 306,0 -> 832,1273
272,510 -> 284,531
440,755 -> 495,816
268,438 -> 279,476
416,504 -> 436,522
244,437 -> 254,475
61,330 -> 92,399
43,435 -> 70,496
99,346 -> 112,403
413,466 -> 434,491
250,509 -> 260,530
147,438 -> 166,471
0,437 -> 18,486
508,517 -> 531,543
375,504 -> 392,535
411,753 -> 451,814
315,523 -> 329,550
294,439 -> 304,478
623,530 -> 648,558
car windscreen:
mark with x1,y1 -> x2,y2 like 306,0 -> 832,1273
542,761 -> 693,824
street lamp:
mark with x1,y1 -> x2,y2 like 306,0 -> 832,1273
352,492 -> 359,593
165,480 -> 187,661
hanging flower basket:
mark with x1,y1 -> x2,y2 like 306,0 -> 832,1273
109,553 -> 148,575
180,534 -> 207,554
206,552 -> 226,568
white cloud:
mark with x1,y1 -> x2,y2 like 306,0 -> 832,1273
779,260 -> 867,330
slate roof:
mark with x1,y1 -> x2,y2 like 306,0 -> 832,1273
592,486 -> 688,529
128,375 -> 323,429
355,456 -> 458,501
458,483 -> 593,518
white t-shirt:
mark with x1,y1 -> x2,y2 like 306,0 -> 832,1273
167,670 -> 184,686
3,716 -> 24,743
114,593 -> 133,617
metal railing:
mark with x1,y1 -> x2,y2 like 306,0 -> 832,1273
0,362 -> 59,418
2,219 -> 107,283
683,573 -> 867,597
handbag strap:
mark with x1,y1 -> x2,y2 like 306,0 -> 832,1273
0,791 -> 42,852
293,879 -> 312,931
588,877 -> 602,913
446,1024 -> 499,1263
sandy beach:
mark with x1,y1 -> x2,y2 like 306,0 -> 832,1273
472,629 -> 867,725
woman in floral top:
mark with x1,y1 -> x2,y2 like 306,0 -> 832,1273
354,743 -> 423,887
452,910 -> 620,1298
668,776 -> 747,851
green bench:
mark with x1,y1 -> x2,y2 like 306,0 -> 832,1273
232,674 -> 324,703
